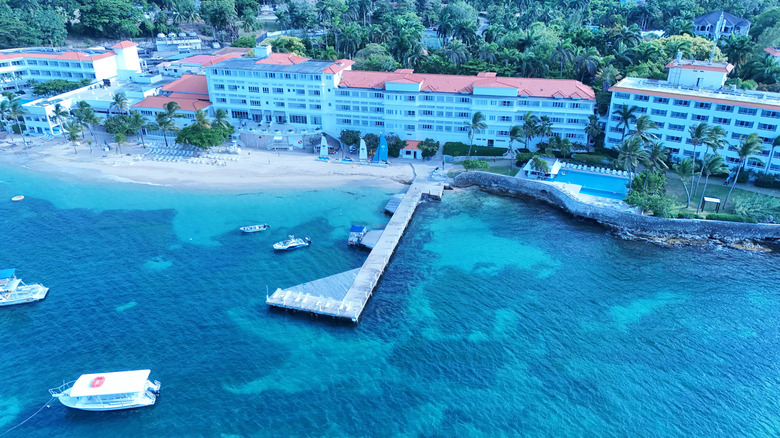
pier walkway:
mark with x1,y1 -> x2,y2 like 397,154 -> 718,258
267,166 -> 445,321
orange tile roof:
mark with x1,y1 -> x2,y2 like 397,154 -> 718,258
339,70 -> 595,99
256,53 -> 309,65
111,41 -> 138,49
161,74 -> 209,95
176,53 -> 240,66
321,59 -> 354,74
132,96 -> 211,112
765,47 -> 780,57
404,140 -> 421,150
665,59 -> 734,73
0,50 -> 115,62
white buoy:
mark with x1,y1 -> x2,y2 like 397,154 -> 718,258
11,195 -> 24,201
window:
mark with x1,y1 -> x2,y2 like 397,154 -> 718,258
248,86 -> 259,93
457,112 -> 469,118
673,99 -> 690,107
337,105 -> 350,111
262,87 -> 269,93
762,110 -> 780,118
231,110 -> 248,119
216,97 -> 226,103
614,92 -> 630,99
651,109 -> 667,117
309,90 -> 321,96
421,124 -> 433,130
653,97 -> 669,104
692,114 -> 708,122
758,123 -> 777,130
738,107 -> 757,116
713,117 -> 730,125
459,97 -> 470,103
407,96 -> 416,102
498,130 -> 509,136
214,84 -> 225,90
565,133 -> 578,139
250,100 -> 261,106
295,89 -> 305,95
499,116 -> 511,122
274,102 -> 285,108
671,111 -> 687,119
271,88 -> 282,94
634,95 -> 649,102
405,124 -> 415,130
656,122 -> 665,129
228,85 -> 238,91
374,92 -> 384,99
406,110 -> 415,116
457,126 -> 469,132
552,102 -> 565,108
716,104 -> 733,112
290,115 -> 307,124
421,110 -> 433,116
500,101 -> 512,107
735,120 -> 753,128
694,102 -> 711,110
374,121 -> 384,127
310,104 -> 321,110
666,135 -> 682,143
669,124 -> 684,131
570,103 -> 583,109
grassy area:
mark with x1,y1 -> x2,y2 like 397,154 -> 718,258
665,172 -> 779,216
484,165 -> 519,177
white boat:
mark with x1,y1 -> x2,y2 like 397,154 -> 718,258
49,370 -> 161,411
273,235 -> 311,251
0,268 -> 48,307
240,224 -> 270,233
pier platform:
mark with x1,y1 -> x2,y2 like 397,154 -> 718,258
267,168 -> 445,322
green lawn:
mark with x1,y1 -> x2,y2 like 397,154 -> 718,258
665,172 -> 779,215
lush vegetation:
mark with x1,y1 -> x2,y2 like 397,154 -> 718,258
176,109 -> 235,149
31,79 -> 91,96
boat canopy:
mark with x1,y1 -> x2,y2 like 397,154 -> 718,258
349,226 -> 366,233
0,269 -> 15,279
69,370 -> 151,397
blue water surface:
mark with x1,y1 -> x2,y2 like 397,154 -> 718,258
1,164 -> 779,437
554,170 -> 628,199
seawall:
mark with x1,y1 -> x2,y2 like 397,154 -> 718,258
453,171 -> 780,242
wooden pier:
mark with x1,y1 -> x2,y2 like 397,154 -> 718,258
267,174 -> 445,322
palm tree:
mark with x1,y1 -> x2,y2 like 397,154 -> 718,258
615,136 -> 649,193
537,116 -> 553,143
155,113 -> 176,148
613,104 -> 639,141
213,109 -> 231,134
442,41 -> 468,66
643,140 -> 668,190
597,64 -> 621,92
193,109 -> 210,128
164,101 -> 182,120
631,114 -> 657,144
127,111 -> 149,149
696,154 -> 728,214
114,132 -> 127,155
551,40 -> 575,77
530,155 -> 549,175
466,111 -> 487,157
723,133 -> 764,209
0,99 -> 13,143
521,112 -> 539,149
720,36 -> 752,76
674,158 -> 694,204
585,114 -> 602,149
110,92 -> 129,115
9,99 -> 28,148
765,135 -> 780,173
614,25 -> 641,48
73,104 -> 100,150
509,125 -> 523,154
51,103 -> 70,138
451,19 -> 477,46
688,123 -> 726,202
62,120 -> 83,154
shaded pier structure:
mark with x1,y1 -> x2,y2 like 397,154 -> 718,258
267,174 -> 445,322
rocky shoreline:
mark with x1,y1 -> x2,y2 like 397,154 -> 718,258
453,171 -> 780,250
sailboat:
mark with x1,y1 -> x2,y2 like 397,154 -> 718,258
371,134 -> 389,167
358,137 -> 368,163
317,134 -> 329,161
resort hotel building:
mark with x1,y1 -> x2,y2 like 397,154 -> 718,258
607,56 -> 780,174
205,46 -> 595,149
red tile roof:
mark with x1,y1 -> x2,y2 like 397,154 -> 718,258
765,47 -> 780,57
665,59 -> 734,73
339,70 -> 595,99
111,41 -> 138,49
132,96 -> 211,112
256,53 -> 309,65
403,140 -> 421,150
321,59 -> 354,74
176,53 -> 240,66
161,74 -> 209,95
0,50 -> 115,62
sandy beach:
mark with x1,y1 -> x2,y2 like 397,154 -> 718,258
0,134 -> 422,191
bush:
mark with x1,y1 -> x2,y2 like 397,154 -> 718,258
418,138 -> 439,158
32,79 -> 90,96
231,35 -> 257,48
11,124 -> 25,134
515,152 -> 534,166
625,192 -> 675,217
736,169 -> 750,183
571,153 -> 612,167
339,129 -> 361,146
705,213 -> 757,223
387,135 -> 405,158
462,159 -> 489,170
443,141 -> 506,157
201,28 -> 214,37
754,172 -> 780,189
675,212 -> 703,219
593,146 -> 619,159
733,195 -> 780,223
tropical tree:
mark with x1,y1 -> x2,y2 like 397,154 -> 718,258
466,111 -> 487,157
537,116 -> 553,143
72,101 -> 100,147
9,99 -> 28,148
723,133 -> 764,209
62,120 -> 83,154
688,122 -> 726,201
530,155 -> 549,175
509,125 -> 523,155
696,154 -> 728,214
110,92 -> 129,115
719,35 -> 752,75
155,112 -> 177,147
673,158 -> 694,205
114,132 -> 127,155
193,109 -> 211,129
442,40 -> 468,66
0,99 -> 13,143
521,112 -> 539,149
615,136 -> 649,192
127,111 -> 149,149
51,103 -> 70,139
597,64 -> 621,92
765,135 -> 780,173
164,101 -> 182,120
551,39 -> 574,76
613,104 -> 639,141
642,140 -> 668,189
631,114 -> 657,144
585,114 -> 602,149
213,109 -> 232,135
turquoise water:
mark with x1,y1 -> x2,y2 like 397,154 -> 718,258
555,170 -> 628,199
1,165 -> 780,437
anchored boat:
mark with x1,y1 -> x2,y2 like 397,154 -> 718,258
49,370 -> 161,411
0,268 -> 48,307
240,224 -> 270,233
273,235 -> 311,251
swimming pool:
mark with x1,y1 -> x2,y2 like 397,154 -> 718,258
554,169 -> 628,199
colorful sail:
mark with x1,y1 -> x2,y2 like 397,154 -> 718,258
319,135 -> 328,159
359,138 -> 367,161
374,134 -> 388,162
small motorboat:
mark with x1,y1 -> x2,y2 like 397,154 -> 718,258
49,370 -> 161,411
240,224 -> 270,233
273,235 -> 311,251
0,268 -> 48,306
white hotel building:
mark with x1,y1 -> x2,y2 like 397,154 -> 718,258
205,49 -> 595,148
607,57 -> 780,174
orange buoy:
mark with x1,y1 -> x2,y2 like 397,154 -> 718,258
91,376 -> 105,388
